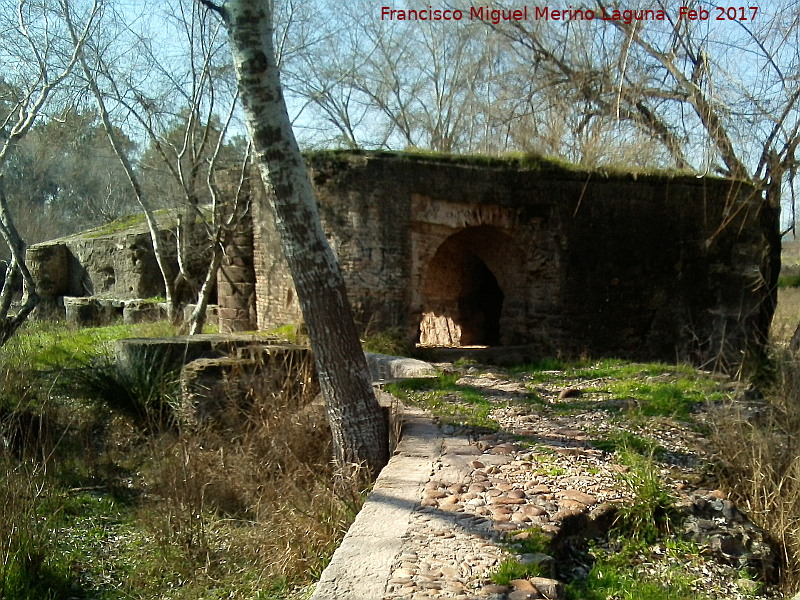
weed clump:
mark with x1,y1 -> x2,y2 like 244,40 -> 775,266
65,357 -> 179,432
0,320 -> 355,599
613,447 -> 680,543
710,348 -> 800,591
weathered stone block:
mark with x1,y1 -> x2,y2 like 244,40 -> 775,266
123,299 -> 167,324
28,243 -> 69,298
64,296 -> 122,326
181,303 -> 218,325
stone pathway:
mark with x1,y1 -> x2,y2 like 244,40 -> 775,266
312,364 -> 784,600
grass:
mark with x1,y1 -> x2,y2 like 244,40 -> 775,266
565,543 -> 704,600
77,207 -> 183,240
519,358 -> 724,419
2,320 -> 178,370
522,358 -> 697,383
386,372 -> 497,430
361,328 -> 414,357
612,447 -> 680,543
303,148 -> 709,181
64,356 -> 180,432
561,450 -> 699,600
778,274 -> 800,288
490,557 -> 547,585
593,380 -> 710,420
490,530 -> 553,585
0,320 -> 359,599
268,323 -> 305,345
710,348 -> 800,591
591,430 -> 666,457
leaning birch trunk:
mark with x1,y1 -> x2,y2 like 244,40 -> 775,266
215,0 -> 389,478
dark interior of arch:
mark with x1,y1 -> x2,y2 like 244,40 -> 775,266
420,226 -> 511,347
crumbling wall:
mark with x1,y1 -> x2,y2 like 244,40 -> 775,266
252,151 -> 778,368
29,223 -> 175,307
251,154 -> 413,333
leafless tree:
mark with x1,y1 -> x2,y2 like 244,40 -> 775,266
483,1 -> 800,198
0,0 -> 101,346
68,0 -> 249,329
279,0 -> 516,151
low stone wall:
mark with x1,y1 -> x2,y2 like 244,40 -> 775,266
180,345 -> 318,426
115,334 -> 319,428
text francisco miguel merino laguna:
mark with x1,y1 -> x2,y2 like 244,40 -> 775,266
381,6 -> 760,24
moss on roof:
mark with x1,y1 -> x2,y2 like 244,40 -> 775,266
302,148 -> 731,183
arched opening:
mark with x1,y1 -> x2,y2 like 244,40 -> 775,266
419,226 -> 516,347
457,255 -> 503,345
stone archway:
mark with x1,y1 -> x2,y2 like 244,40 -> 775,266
419,226 -> 519,346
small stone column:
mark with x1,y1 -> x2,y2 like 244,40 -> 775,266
217,210 -> 256,332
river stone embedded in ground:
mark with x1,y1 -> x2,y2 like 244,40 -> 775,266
312,361 -> 783,600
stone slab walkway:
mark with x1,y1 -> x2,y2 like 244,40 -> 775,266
310,406 -> 442,600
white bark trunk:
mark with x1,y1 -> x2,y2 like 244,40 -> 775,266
211,0 -> 388,477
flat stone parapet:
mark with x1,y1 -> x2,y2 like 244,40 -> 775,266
364,352 -> 437,382
310,405 -> 442,600
114,333 -> 284,379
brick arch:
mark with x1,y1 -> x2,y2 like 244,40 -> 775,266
419,226 -> 522,346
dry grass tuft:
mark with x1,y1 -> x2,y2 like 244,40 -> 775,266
710,350 -> 800,591
139,386 -> 354,591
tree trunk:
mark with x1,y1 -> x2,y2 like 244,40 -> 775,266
208,0 -> 389,478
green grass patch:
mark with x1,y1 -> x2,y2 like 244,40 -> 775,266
565,538 -> 708,600
83,212 -> 148,238
268,323 -> 304,345
491,557 -> 547,585
591,430 -> 665,457
565,555 -> 702,600
778,274 -> 800,288
613,449 -> 679,543
361,328 -> 413,356
386,373 -> 497,430
590,378 -> 721,420
79,207 -> 182,240
2,320 -> 179,370
518,358 -> 701,386
511,359 -> 729,419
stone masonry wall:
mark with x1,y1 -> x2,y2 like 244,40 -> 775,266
248,151 -> 780,368
29,227 -> 173,303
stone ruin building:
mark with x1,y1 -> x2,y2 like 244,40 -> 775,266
28,150 -> 780,369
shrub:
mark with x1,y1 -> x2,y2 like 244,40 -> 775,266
711,348 -> 800,590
